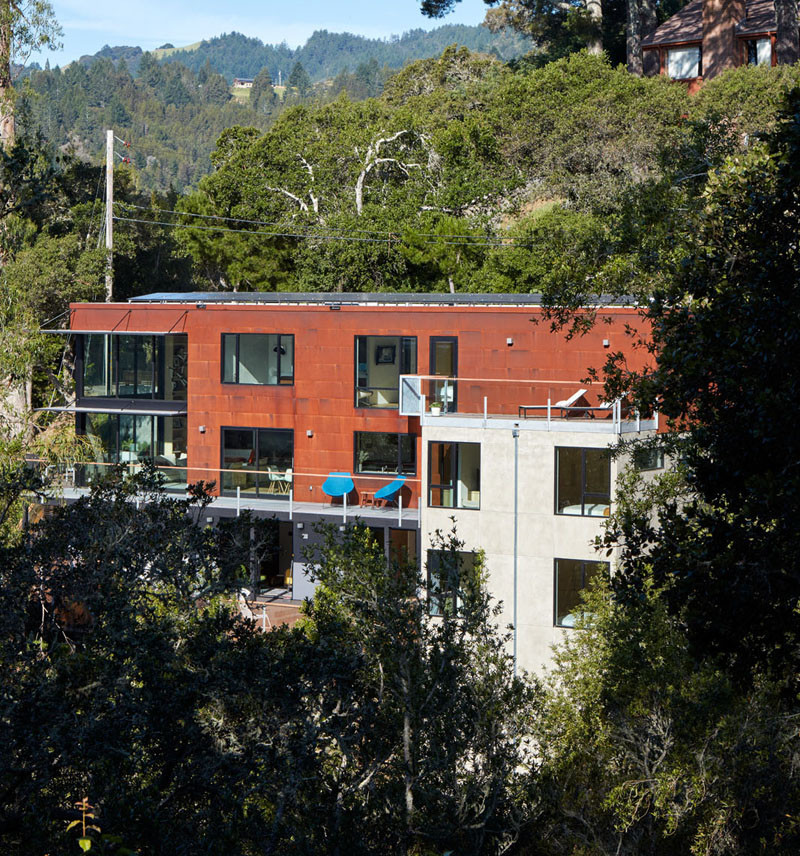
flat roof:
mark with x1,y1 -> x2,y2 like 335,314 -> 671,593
128,292 -> 636,308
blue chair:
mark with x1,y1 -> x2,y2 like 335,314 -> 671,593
321,472 -> 355,497
374,476 -> 406,505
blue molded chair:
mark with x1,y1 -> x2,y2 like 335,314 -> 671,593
374,476 -> 405,505
321,472 -> 355,498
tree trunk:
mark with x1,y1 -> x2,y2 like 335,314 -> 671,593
0,1 -> 15,151
627,0 -> 643,75
775,0 -> 800,65
586,0 -> 604,54
640,0 -> 660,75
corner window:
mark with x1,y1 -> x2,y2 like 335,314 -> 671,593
427,549 -> 475,617
554,559 -> 608,627
355,432 -> 416,474
555,447 -> 610,517
428,442 -> 480,509
667,46 -> 701,79
77,413 -> 187,489
355,335 -> 416,409
222,334 -> 294,385
80,333 -> 187,401
221,427 -> 293,497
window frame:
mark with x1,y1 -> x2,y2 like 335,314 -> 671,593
354,335 -> 417,409
220,333 -> 295,386
427,441 -> 480,510
78,332 -> 186,404
353,431 -> 417,475
553,558 -> 609,628
667,45 -> 702,80
554,446 -> 611,517
426,548 -> 475,617
219,425 -> 294,498
633,447 -> 665,471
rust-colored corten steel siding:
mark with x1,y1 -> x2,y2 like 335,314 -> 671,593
68,301 -> 652,508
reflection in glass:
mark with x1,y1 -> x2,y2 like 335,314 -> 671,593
78,414 -> 187,490
81,334 -> 187,400
355,432 -> 415,474
555,559 -> 607,627
555,448 -> 610,517
222,427 -> 293,498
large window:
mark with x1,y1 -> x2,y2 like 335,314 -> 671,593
355,336 -> 416,409
667,46 -> 701,79
77,413 -> 187,489
221,427 -> 293,497
554,559 -> 608,627
428,442 -> 480,509
81,333 -> 187,401
222,334 -> 294,385
427,549 -> 476,616
555,447 -> 610,517
355,432 -> 416,474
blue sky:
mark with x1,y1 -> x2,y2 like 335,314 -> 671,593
36,0 -> 490,66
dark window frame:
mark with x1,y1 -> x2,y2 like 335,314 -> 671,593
633,447 -> 665,471
426,548 -> 475,617
429,335 -> 458,412
220,333 -> 295,386
354,335 -> 417,409
427,441 -> 480,510
219,425 -> 294,498
77,332 -> 186,407
554,447 -> 611,517
553,558 -> 609,628
353,431 -> 417,475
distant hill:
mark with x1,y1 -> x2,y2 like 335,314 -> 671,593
71,25 -> 529,84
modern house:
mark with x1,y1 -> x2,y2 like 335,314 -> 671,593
643,0 -> 787,91
51,292 -> 659,673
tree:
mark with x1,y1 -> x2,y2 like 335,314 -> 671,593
0,0 -> 61,150
602,92 -> 800,684
775,0 -> 800,64
0,466 -> 541,854
287,60 -> 311,97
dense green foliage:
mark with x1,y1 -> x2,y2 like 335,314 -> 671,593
535,92 -> 800,855
175,52 -> 800,297
0,469 -> 539,854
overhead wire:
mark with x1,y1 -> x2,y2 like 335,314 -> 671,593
112,215 -> 533,248
113,201 -> 521,243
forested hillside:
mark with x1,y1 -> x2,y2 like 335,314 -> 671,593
158,26 -> 530,82
17,26 -> 527,194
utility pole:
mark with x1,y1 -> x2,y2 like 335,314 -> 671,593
105,129 -> 113,302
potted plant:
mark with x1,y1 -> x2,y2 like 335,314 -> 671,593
429,401 -> 443,416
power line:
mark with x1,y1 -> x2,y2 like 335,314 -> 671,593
112,215 -> 533,248
114,201 -> 507,242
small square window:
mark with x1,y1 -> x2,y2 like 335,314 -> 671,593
633,447 -> 665,471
